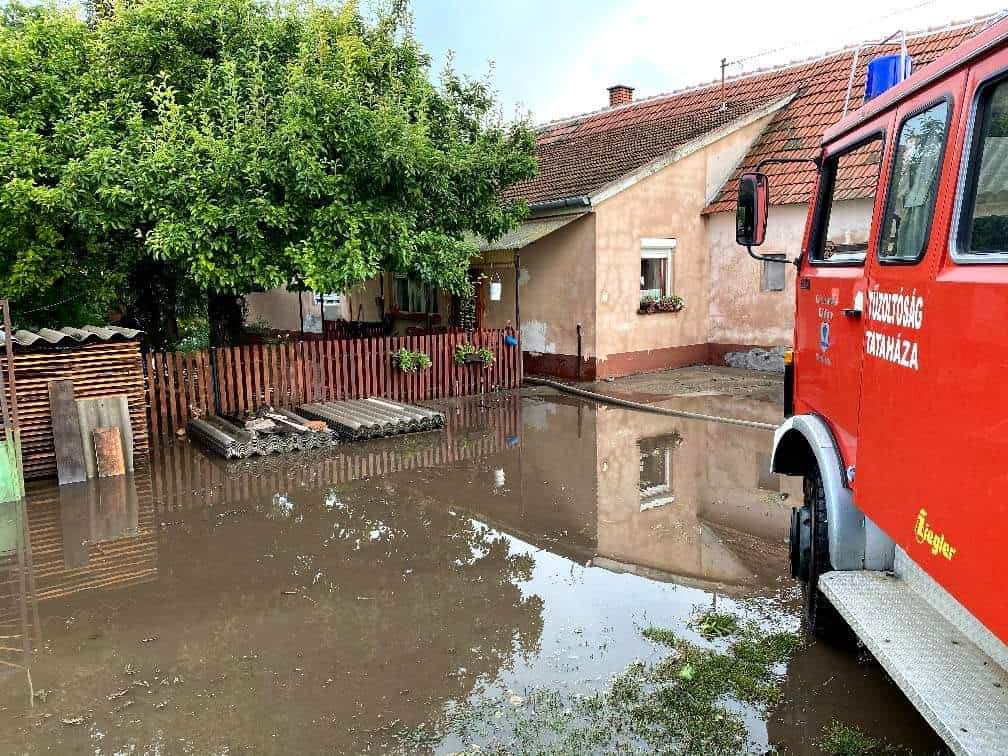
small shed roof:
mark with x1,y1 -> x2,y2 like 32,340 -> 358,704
3,326 -> 143,349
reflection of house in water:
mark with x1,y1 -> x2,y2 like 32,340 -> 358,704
477,396 -> 797,594
24,473 -> 158,602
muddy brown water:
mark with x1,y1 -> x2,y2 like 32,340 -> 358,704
0,390 -> 945,754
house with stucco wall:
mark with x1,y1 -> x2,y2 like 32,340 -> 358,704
470,17 -> 990,379
244,16 -> 991,378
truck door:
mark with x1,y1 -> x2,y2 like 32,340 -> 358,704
858,66 -> 1008,644
795,124 -> 888,466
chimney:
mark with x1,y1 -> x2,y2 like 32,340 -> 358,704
607,84 -> 634,107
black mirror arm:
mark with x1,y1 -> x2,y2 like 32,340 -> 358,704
746,245 -> 799,268
744,156 -> 818,268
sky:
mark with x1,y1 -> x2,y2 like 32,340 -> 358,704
410,0 -> 1007,124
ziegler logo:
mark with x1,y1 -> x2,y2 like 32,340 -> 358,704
914,509 -> 956,561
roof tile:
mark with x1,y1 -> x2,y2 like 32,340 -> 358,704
508,19 -> 992,212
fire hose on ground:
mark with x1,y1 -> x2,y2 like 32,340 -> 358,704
522,376 -> 776,431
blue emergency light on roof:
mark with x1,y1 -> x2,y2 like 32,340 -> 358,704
864,53 -> 913,101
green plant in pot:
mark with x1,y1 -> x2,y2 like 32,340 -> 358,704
455,343 -> 495,366
639,294 -> 684,314
394,348 -> 432,373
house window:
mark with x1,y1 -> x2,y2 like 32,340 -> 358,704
760,254 -> 787,292
639,433 -> 678,510
393,274 -> 439,315
640,239 -> 676,305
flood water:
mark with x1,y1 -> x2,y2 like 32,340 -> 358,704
0,390 -> 946,754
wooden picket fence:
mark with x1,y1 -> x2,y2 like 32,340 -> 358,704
143,329 -> 522,438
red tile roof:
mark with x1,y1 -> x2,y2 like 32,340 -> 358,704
507,18 -> 994,213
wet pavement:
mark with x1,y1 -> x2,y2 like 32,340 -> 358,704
0,390 -> 946,754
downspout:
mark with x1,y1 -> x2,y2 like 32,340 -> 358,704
576,323 -> 582,380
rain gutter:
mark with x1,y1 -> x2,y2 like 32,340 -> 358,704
528,195 -> 591,216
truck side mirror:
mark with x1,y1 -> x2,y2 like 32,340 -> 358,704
736,172 -> 769,248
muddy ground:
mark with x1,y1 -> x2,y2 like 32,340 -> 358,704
0,369 -> 947,754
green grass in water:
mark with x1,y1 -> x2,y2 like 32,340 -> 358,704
425,609 -> 802,756
817,720 -> 914,756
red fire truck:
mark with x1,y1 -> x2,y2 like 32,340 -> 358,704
736,18 -> 1008,754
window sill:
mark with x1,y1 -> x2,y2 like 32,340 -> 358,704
637,308 -> 684,316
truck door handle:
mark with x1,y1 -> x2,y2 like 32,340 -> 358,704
843,291 -> 865,318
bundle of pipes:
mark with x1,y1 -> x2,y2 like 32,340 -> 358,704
298,398 -> 445,441
187,409 -> 336,459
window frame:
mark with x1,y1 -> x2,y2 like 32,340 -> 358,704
952,70 -> 1008,264
392,273 -> 439,316
639,238 -> 677,301
875,94 -> 955,266
807,129 -> 887,268
760,253 -> 788,292
638,434 -> 677,510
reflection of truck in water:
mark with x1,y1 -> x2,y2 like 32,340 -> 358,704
735,19 -> 1008,754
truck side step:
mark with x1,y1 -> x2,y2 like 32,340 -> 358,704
819,570 -> 1008,755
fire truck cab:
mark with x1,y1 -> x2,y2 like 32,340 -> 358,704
737,18 -> 1008,754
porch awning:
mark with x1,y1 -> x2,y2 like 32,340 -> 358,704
475,213 -> 588,253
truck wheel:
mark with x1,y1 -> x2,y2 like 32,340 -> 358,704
802,465 -> 852,643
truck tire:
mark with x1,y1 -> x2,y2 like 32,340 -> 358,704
802,465 -> 852,644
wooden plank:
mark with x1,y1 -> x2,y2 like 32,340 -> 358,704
276,344 -> 286,407
146,353 -> 160,439
183,353 -> 197,418
305,339 -> 317,403
251,344 -> 262,408
265,344 -> 277,406
240,345 -> 251,413
175,352 -> 191,427
332,339 -> 343,401
92,426 -> 125,478
164,351 -> 179,434
48,380 -> 87,485
199,350 -> 213,414
290,342 -> 301,405
327,338 -> 337,400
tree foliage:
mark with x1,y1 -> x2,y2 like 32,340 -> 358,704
0,0 -> 536,333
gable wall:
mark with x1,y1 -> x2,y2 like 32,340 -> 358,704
591,113 -> 773,378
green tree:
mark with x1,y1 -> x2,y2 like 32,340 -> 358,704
0,0 -> 536,344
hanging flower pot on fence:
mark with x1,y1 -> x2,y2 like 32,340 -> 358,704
392,348 -> 432,373
454,343 -> 495,367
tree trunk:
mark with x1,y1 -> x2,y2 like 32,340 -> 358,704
127,260 -> 180,350
207,292 -> 246,347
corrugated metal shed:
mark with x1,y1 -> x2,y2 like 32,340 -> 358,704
2,326 -> 142,349
475,213 -> 589,252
